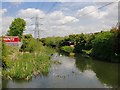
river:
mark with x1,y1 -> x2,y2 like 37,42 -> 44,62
2,53 -> 118,88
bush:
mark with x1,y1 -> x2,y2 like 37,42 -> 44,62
41,37 -> 65,48
20,34 -> 43,52
91,31 -> 115,61
61,46 -> 74,53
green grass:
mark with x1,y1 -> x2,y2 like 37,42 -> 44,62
2,44 -> 56,80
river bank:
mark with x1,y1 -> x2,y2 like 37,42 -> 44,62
1,41 -> 56,80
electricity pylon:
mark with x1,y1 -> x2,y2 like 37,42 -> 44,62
31,15 -> 43,39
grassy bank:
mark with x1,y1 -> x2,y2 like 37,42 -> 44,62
2,36 -> 56,80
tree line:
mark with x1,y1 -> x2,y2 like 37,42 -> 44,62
41,26 -> 120,62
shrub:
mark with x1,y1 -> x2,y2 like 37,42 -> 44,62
61,46 -> 74,53
91,31 -> 115,61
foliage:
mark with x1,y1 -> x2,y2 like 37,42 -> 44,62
2,52 -> 51,80
2,34 -> 56,80
41,36 -> 65,48
0,42 -> 2,60
82,49 -> 92,55
61,46 -> 74,53
91,31 -> 115,61
72,34 -> 86,53
111,28 -> 120,61
20,34 -> 43,52
54,27 -> 119,62
1,42 -> 8,68
84,34 -> 95,50
7,18 -> 26,39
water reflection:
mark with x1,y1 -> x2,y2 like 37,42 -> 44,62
75,54 -> 118,88
75,55 -> 93,72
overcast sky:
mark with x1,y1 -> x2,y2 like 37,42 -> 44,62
0,0 -> 118,38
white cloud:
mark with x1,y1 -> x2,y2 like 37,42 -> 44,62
104,2 -> 118,19
0,8 -> 7,15
58,16 -> 79,24
2,16 -> 14,35
48,11 -> 64,20
18,8 -> 45,18
47,11 -> 79,25
77,6 -> 108,19
74,3 -> 118,35
0,8 -> 8,35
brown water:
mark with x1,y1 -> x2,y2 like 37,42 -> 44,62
2,53 -> 118,88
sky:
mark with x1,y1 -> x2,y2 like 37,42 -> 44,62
0,0 -> 119,38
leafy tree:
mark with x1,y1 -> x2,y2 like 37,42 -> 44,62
74,34 -> 86,53
91,31 -> 115,61
69,34 -> 76,42
7,18 -> 26,39
111,27 -> 120,61
84,34 -> 95,50
61,46 -> 74,53
41,37 -> 65,48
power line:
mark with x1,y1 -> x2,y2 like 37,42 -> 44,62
40,2 -> 58,31
98,2 -> 114,9
63,1 -> 118,25
46,2 -> 58,14
81,2 -> 115,16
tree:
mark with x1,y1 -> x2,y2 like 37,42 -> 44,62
61,46 -> 74,53
74,34 -> 86,53
91,31 -> 114,61
111,26 -> 120,61
7,18 -> 26,39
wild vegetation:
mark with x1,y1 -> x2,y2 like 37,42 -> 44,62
40,36 -> 65,48
2,35 -> 56,80
42,27 -> 120,62
61,46 -> 74,53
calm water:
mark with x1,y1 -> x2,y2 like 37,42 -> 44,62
2,53 -> 118,88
